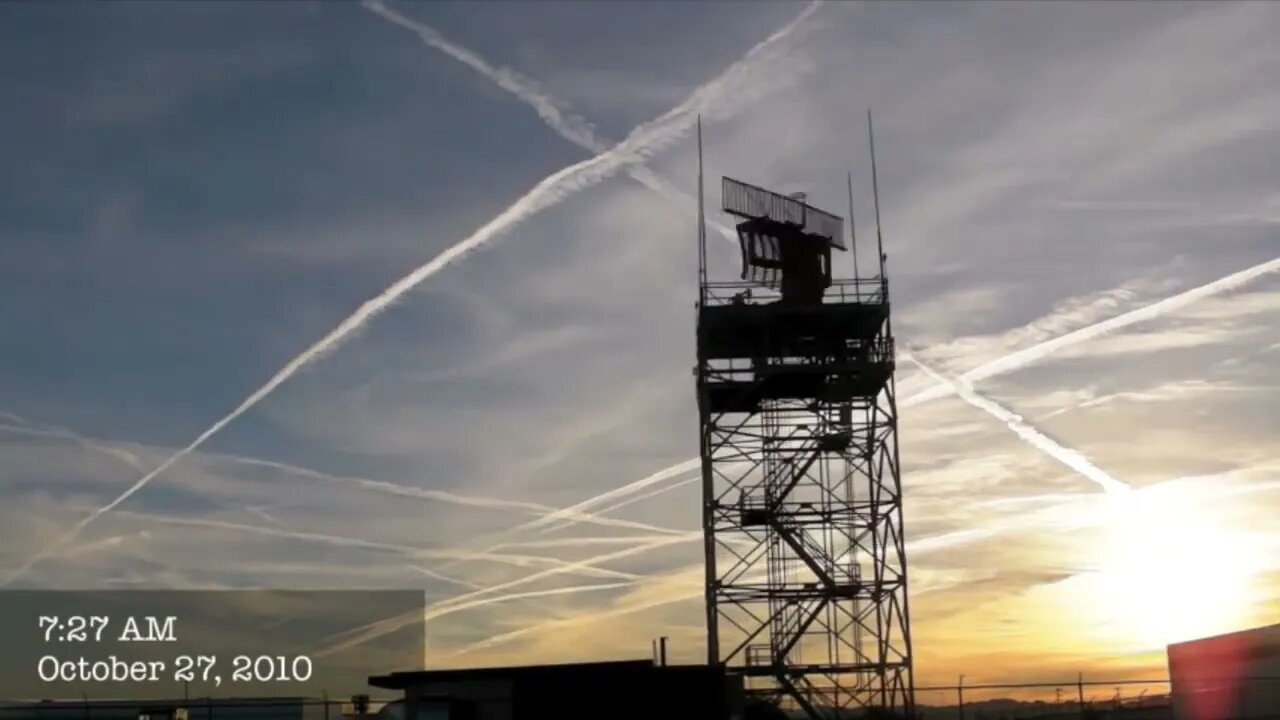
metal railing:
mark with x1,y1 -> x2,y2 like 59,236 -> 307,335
701,276 -> 889,307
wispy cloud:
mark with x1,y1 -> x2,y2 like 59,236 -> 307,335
0,1 -> 822,589
4,0 -> 1277,681
906,255 -> 1280,407
0,415 -> 683,536
902,350 -> 1130,495
541,258 -> 1274,546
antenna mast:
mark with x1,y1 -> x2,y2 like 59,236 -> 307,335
867,109 -> 885,280
697,116 -> 708,290
847,171 -> 860,279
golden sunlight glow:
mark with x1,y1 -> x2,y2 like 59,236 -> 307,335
1082,484 -> 1265,649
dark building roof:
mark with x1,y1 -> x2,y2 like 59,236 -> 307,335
369,660 -> 659,689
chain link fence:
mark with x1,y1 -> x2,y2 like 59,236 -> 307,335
913,674 -> 1280,719
1,676 -> 1278,720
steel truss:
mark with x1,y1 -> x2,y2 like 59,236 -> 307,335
696,280 -> 914,718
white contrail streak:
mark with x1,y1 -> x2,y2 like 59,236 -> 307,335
541,473 -> 701,534
430,460 -> 702,577
406,564 -> 482,590
444,474 -> 1280,657
0,417 -> 682,536
362,0 -> 748,245
312,534 -> 695,658
902,350 -> 1131,495
445,591 -> 698,658
0,410 -> 33,425
0,421 -> 150,473
111,510 -> 639,580
0,2 -> 821,588
904,255 -> 1280,408
489,535 -> 685,551
316,579 -> 637,653
1,419 -> 689,588
227,455 -> 685,535
549,256 -> 1280,529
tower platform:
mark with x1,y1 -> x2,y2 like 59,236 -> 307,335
697,280 -> 894,414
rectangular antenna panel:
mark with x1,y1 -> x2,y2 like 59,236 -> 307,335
721,176 -> 846,250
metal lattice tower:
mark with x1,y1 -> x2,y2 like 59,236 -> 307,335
693,119 -> 914,718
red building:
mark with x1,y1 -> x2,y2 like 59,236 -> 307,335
1168,623 -> 1280,719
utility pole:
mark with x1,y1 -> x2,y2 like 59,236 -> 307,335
957,675 -> 965,720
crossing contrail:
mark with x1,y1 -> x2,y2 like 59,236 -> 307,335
904,255 -> 1280,408
428,459 -> 702,577
541,473 -> 701,535
902,351 -> 1131,494
542,256 -> 1279,529
361,0 -> 759,246
0,0 -> 821,589
312,533 -> 697,658
444,471 -> 1280,657
224,455 -> 686,535
2,414 -> 687,585
0,418 -> 684,536
112,510 -> 640,581
0,420 -> 149,473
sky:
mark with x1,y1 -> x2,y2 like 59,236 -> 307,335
1,0 -> 1278,695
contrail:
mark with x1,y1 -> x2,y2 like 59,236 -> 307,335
312,534 -> 696,658
430,459 -> 702,577
541,473 -> 701,534
0,417 -> 683,536
490,535 -> 687,551
523,460 -> 701,532
61,531 -> 150,561
904,255 -> 1280,408
406,564 -> 482,590
361,0 -> 751,246
0,1 -> 821,588
546,256 -> 1280,530
318,465 -> 1280,658
444,473 -> 1280,658
111,510 -> 639,581
0,421 -> 150,473
1,413 -> 685,584
226,455 -> 686,535
316,579 -> 638,654
445,589 -> 700,658
902,350 -> 1130,495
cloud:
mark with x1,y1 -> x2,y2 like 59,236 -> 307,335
4,0 -> 1279,681
903,351 -> 1130,494
0,0 -> 824,589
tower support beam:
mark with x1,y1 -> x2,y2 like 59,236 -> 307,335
695,171 -> 914,718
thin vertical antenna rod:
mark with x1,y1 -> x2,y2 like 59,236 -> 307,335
697,115 -> 708,290
867,109 -> 885,280
847,171 -> 860,280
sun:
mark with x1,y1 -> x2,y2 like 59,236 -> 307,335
1082,483 -> 1264,650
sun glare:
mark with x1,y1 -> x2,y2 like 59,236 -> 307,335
1084,484 -> 1264,649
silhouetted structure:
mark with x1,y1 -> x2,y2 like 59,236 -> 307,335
368,660 -> 743,720
0,698 -> 328,720
694,117 -> 914,718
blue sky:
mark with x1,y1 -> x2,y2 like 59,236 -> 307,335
2,0 -> 1279,686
